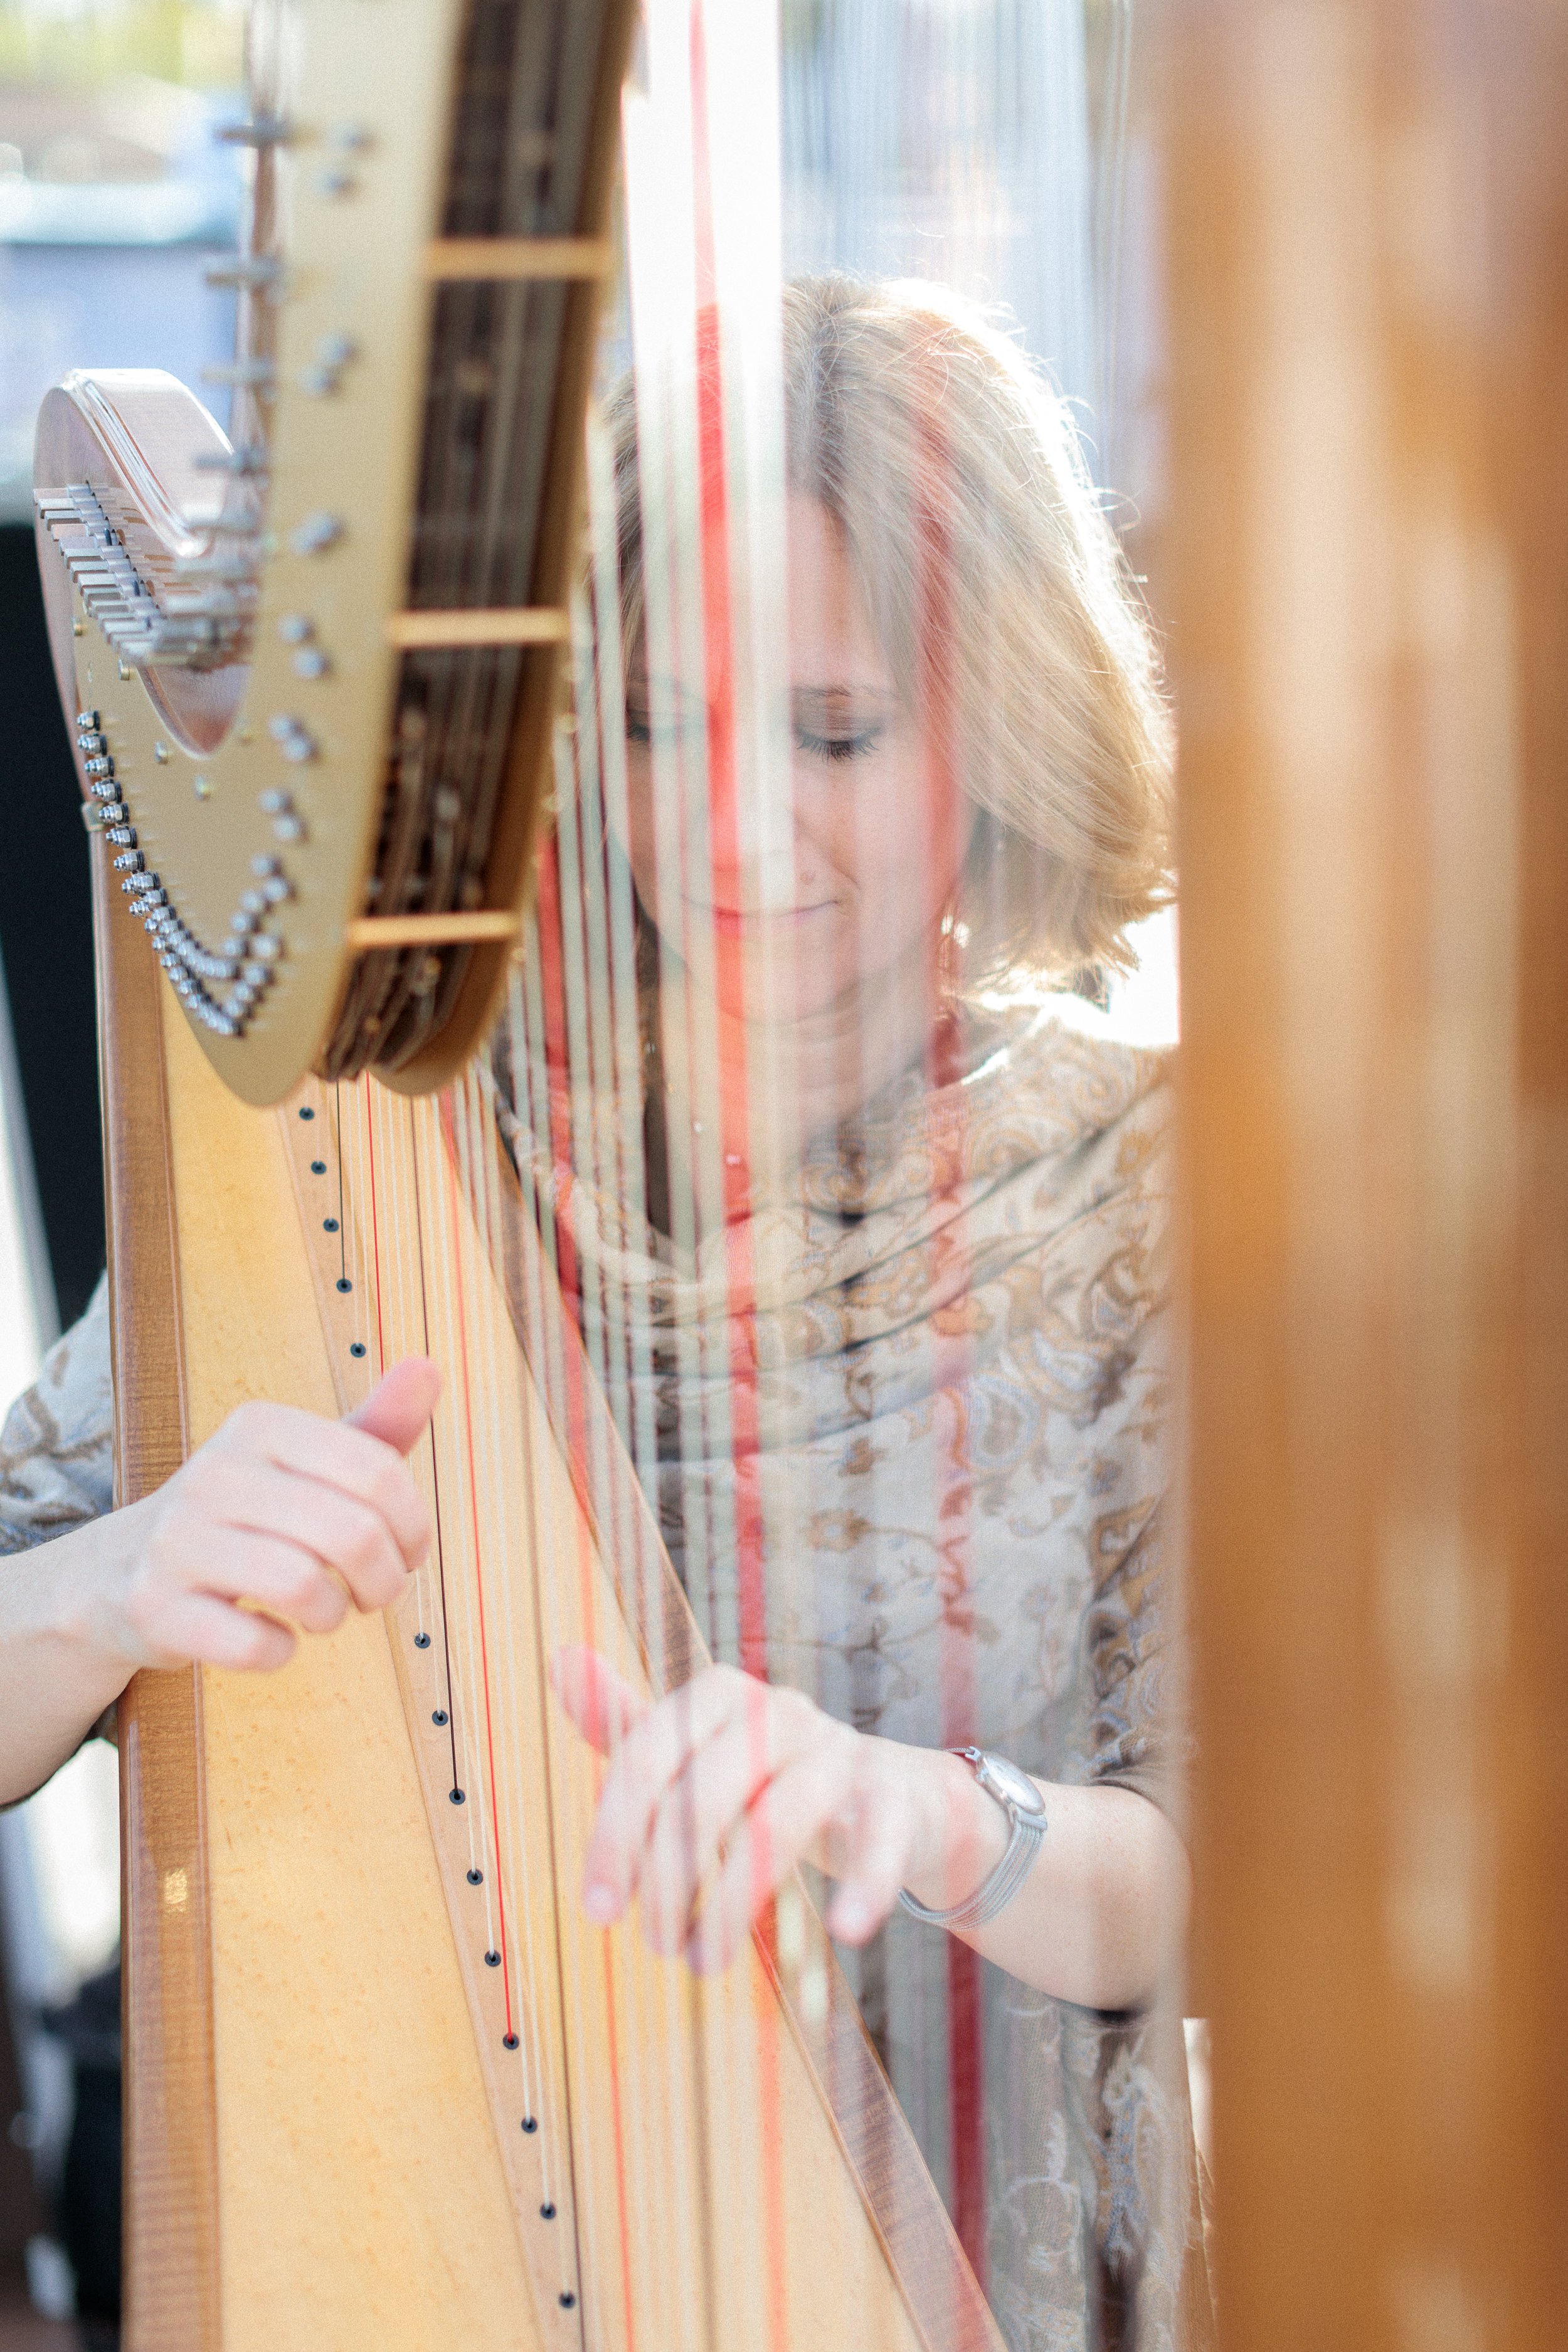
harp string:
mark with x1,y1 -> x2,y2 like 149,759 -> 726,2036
452,1063 -> 557,2189
464,1046 -> 591,2278
627,11 -> 798,2344
577,420 -> 664,1502
488,940 -> 672,2339
524,847 -> 703,2348
912,372 -> 987,2271
689,17 -> 797,2341
543,677 -> 723,2352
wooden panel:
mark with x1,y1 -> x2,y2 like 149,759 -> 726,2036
95,835 -> 221,2352
156,1009 -> 541,2352
1160,4 -> 1568,2348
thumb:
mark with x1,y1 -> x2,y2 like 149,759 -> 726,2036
347,1355 -> 441,1455
551,1645 -> 646,1755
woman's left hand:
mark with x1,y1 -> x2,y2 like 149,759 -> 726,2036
552,1648 -> 994,1974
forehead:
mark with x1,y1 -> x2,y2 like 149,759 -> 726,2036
628,490 -> 897,696
785,492 -> 893,687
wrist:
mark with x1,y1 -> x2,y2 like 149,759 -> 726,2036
31,1501 -> 149,1677
902,1747 -> 1010,1915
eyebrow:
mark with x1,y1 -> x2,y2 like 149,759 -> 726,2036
789,685 -> 899,713
625,676 -> 898,707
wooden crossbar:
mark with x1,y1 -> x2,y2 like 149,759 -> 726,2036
384,608 -> 569,650
346,912 -> 522,950
422,236 -> 613,281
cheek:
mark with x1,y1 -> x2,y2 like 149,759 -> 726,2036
810,754 -> 975,945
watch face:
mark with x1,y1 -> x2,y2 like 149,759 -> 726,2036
980,1753 -> 1049,1821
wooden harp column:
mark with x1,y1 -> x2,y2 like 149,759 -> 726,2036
1162,3 -> 1568,2345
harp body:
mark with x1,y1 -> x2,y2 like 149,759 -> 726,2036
98,738 -> 990,2352
33,5 -> 1201,2346
30,3 -> 1001,2343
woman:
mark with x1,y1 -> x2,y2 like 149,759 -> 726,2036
507,275 -> 1209,2348
1,275 -> 1205,2348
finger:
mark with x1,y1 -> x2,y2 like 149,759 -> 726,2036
682,1736 -> 871,1973
550,1646 -> 646,1757
150,1525 -> 354,1638
203,1461 -> 408,1613
347,1356 -> 442,1456
682,1776 -> 832,1977
824,1781 -> 918,1947
137,1591 -> 297,1675
213,1400 -> 431,1570
579,1666 -> 751,1923
638,1698 -> 828,1956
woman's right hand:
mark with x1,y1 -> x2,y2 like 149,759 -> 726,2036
1,1357 -> 442,1806
90,1357 -> 441,1675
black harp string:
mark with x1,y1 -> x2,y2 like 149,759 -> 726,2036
407,1096 -> 464,1806
452,1061 -> 563,2238
413,1093 -> 489,1891
501,943 -> 620,2314
469,1047 -> 554,2169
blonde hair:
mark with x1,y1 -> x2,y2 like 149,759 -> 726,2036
608,272 -> 1173,978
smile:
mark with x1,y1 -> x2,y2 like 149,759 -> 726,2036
687,901 -> 835,936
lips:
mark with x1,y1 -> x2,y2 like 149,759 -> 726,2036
702,902 -> 832,936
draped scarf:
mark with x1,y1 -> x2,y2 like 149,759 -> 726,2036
496,992 -> 1212,2351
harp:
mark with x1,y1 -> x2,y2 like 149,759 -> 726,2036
30,3 -> 1217,2349
48,0 -> 1568,2346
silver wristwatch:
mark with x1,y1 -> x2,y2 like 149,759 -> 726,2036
898,1747 -> 1049,1932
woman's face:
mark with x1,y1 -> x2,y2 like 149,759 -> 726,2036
621,493 -> 974,1025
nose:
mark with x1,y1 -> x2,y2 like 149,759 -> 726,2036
712,781 -> 797,904
705,772 -> 813,911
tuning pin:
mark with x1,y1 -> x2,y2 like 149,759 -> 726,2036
203,256 -> 283,290
192,445 -> 270,476
201,360 -> 278,392
215,116 -> 292,148
288,512 -> 344,556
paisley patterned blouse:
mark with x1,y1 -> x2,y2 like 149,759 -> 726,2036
498,995 -> 1212,2352
0,1277 -> 114,1559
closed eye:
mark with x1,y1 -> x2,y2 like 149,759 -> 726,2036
795,725 -> 883,763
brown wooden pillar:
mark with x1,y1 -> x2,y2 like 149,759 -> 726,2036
1156,3 -> 1568,2345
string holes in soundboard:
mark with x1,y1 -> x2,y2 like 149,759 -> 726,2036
559,2293 -> 576,2310
336,1277 -> 352,1293
521,2118 -> 538,2135
432,1709 -> 448,1726
299,1106 -> 314,1120
450,1788 -> 465,1806
349,1342 -> 366,1359
466,1868 -> 482,1885
484,1950 -> 501,1968
413,1631 -> 431,1649
540,2203 -> 555,2221
502,2033 -> 519,2050
324,1217 -> 339,1232
310,1158 -> 326,1174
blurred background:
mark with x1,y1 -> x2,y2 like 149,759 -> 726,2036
0,4 -> 1173,2344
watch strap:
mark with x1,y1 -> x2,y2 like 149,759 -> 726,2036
896,1749 -> 1047,1933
